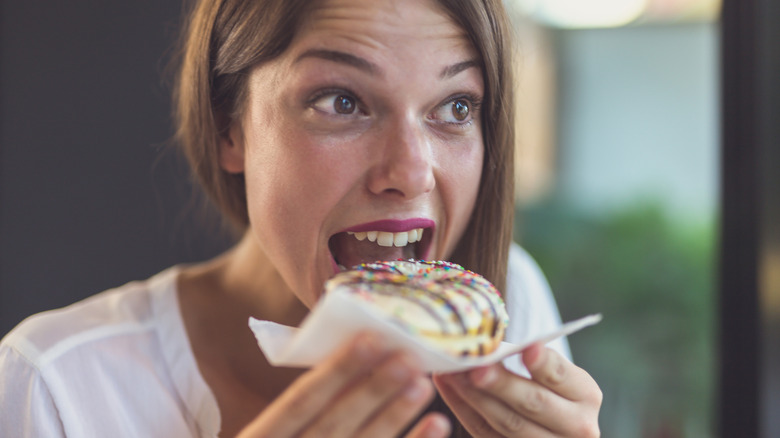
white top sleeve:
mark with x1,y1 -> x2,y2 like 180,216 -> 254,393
0,268 -> 220,438
502,243 -> 571,375
0,344 -> 66,437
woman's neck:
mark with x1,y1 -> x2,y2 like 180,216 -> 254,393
176,233 -> 309,435
213,233 -> 310,326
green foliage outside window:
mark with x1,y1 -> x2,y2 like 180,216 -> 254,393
516,199 -> 715,437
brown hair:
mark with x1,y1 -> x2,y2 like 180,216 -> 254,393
174,0 -> 515,290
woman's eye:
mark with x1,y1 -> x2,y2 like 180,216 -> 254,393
311,93 -> 358,115
432,98 -> 474,124
451,99 -> 470,121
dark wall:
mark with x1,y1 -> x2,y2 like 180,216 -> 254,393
720,0 -> 780,436
0,2 -> 234,337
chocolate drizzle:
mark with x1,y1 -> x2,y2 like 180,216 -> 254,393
327,259 -> 509,357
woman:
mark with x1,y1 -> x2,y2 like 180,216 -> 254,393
0,0 -> 602,436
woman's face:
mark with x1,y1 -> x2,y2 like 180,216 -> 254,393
223,0 -> 484,307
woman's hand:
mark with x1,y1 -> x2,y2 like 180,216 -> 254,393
433,344 -> 602,437
238,332 -> 451,438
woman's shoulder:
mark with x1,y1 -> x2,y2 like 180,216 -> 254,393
504,242 -> 571,361
506,242 -> 550,294
0,266 -> 215,437
0,267 -> 181,370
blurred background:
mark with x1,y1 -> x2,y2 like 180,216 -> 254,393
0,1 -> 236,336
2,0 -> 778,437
510,0 -> 720,438
506,1 -> 720,436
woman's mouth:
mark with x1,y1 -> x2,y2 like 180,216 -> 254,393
346,228 -> 425,247
328,219 -> 434,271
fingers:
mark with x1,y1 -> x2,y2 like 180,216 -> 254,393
242,332 -> 446,438
468,363 -> 576,429
433,374 -> 503,438
435,345 -> 602,438
435,371 -> 557,437
354,375 -> 449,438
302,353 -> 427,438
402,413 -> 452,438
523,344 -> 603,405
244,332 -> 387,437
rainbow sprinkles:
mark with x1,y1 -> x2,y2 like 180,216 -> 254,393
324,259 -> 510,357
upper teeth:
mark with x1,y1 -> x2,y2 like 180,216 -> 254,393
347,228 -> 424,247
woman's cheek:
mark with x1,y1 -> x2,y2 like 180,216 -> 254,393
447,140 -> 484,254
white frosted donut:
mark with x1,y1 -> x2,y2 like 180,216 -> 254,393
324,259 -> 509,357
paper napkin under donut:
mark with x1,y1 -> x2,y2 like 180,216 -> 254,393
249,288 -> 601,373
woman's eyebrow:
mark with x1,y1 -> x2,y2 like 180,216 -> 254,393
440,60 -> 480,79
294,50 -> 478,81
294,49 -> 379,75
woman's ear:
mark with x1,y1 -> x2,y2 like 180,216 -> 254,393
219,124 -> 245,174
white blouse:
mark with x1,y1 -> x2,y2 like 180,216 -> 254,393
0,244 -> 568,437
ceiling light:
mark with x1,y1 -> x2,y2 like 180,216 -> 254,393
516,0 -> 648,29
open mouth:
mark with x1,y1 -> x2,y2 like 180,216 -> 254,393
328,221 -> 434,272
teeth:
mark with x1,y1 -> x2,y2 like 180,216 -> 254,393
377,232 -> 394,247
347,228 -> 425,248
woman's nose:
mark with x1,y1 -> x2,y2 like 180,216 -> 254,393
367,116 -> 435,199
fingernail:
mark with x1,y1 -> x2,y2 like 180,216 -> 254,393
402,378 -> 426,401
522,343 -> 543,367
426,414 -> 451,437
388,357 -> 413,382
472,366 -> 497,387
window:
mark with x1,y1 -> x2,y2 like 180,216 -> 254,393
510,2 -> 721,435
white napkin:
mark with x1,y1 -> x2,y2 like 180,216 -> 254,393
249,289 -> 601,373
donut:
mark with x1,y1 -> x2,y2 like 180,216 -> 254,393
324,259 -> 509,357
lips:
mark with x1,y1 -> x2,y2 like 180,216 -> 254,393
329,219 -> 435,272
